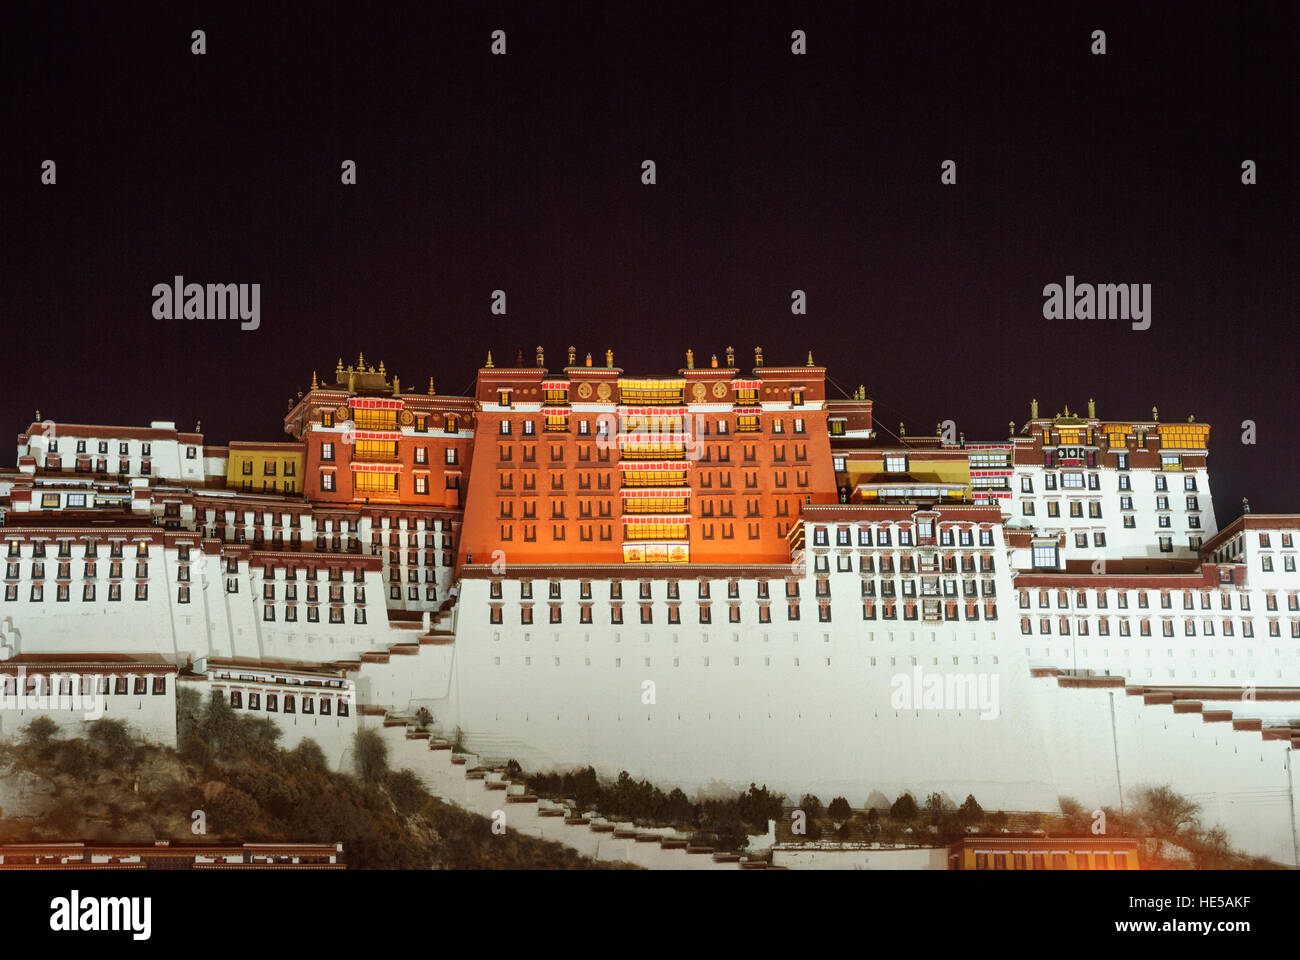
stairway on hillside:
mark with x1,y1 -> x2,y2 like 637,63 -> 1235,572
363,710 -> 770,870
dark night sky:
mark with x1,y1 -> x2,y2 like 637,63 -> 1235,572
4,2 -> 1297,527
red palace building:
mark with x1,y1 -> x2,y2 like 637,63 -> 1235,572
283,346 -> 843,570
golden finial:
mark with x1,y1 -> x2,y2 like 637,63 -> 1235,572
1087,397 -> 1095,418
1030,398 -> 1039,419
335,358 -> 344,375
485,351 -> 494,368
568,345 -> 576,366
1009,420 -> 1016,437
348,370 -> 356,392
311,371 -> 319,390
358,352 -> 365,369
806,351 -> 814,366
686,349 -> 695,369
1152,405 -> 1159,422
536,346 -> 544,366
428,377 -> 436,395
605,349 -> 613,368
378,360 -> 386,376
711,354 -> 718,368
725,345 -> 735,367
392,376 -> 400,395
755,346 -> 764,368
585,353 -> 592,367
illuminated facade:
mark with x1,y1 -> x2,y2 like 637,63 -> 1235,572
0,351 -> 1297,864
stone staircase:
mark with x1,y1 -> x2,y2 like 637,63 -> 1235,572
364,710 -> 773,870
1032,667 -> 1300,746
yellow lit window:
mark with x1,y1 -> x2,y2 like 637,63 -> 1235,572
355,441 -> 398,461
352,409 -> 397,430
626,522 -> 688,541
353,472 -> 397,494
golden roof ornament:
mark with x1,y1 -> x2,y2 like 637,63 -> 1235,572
568,345 -> 576,366
485,351 -> 494,368
392,376 -> 400,395
1088,398 -> 1096,418
806,350 -> 815,366
428,377 -> 436,395
754,346 -> 764,367
686,348 -> 695,369
358,352 -> 365,369
605,349 -> 613,368
711,354 -> 718,368
1030,398 -> 1039,419
311,371 -> 319,390
585,353 -> 592,367
536,346 -> 544,366
725,345 -> 735,367
1152,405 -> 1159,422
378,360 -> 386,376
336,358 -> 344,375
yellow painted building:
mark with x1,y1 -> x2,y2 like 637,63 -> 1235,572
948,836 -> 1141,870
226,441 -> 306,494
839,447 -> 972,503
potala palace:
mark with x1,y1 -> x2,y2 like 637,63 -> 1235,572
2,347 -> 1298,864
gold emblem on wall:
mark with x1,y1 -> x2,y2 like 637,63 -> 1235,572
399,410 -> 415,426
691,382 -> 707,401
334,405 -> 350,421
596,382 -> 612,401
711,381 -> 728,399
576,382 -> 593,399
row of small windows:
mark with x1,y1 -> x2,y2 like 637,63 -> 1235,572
494,415 -> 809,435
0,674 -> 168,696
262,605 -> 367,624
239,460 -> 298,476
219,688 -> 350,716
46,439 -> 184,458
812,526 -> 995,548
8,540 -> 154,559
1020,616 -> 1284,638
490,598 -> 1000,625
1018,589 -> 1269,611
6,583 -> 150,602
1020,472 -> 1198,493
973,851 -> 1129,870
